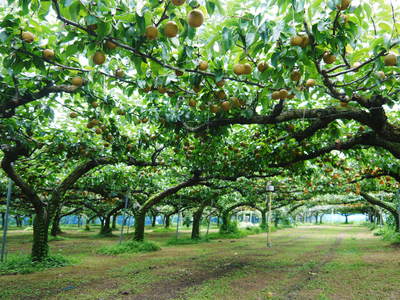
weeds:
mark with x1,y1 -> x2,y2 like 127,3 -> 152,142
97,241 -> 160,255
371,225 -> 400,244
0,254 -> 71,275
166,237 -> 210,245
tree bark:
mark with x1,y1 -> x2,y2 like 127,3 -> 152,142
191,205 -> 205,240
151,214 -> 157,227
15,214 -> 22,227
31,209 -> 50,262
164,214 -> 171,228
134,210 -> 146,241
50,208 -> 63,237
260,209 -> 267,230
314,213 -> 319,224
220,211 -> 230,233
112,214 -> 117,230
361,192 -> 399,232
100,215 -> 112,236
131,174 -> 201,241
85,216 -> 95,231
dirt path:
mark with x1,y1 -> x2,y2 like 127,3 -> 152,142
1,225 -> 399,300
285,235 -> 344,299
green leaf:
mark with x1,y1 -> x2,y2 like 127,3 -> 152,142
206,1 -> 216,15
221,27 -> 233,53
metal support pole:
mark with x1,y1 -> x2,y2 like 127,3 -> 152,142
119,192 -> 129,244
1,178 -> 13,262
267,191 -> 272,248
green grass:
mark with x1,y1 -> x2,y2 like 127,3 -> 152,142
207,226 -> 276,240
152,227 -> 176,233
97,240 -> 160,255
207,231 -> 248,239
0,254 -> 71,275
165,237 -> 210,245
48,235 -> 70,242
372,225 -> 400,244
2,224 -> 400,300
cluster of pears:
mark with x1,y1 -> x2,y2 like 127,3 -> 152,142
85,118 -> 114,147
145,5 -> 204,40
270,70 -> 315,100
70,40 -> 123,86
21,31 -> 57,60
233,63 -> 252,75
232,61 -> 268,75
188,95 -> 243,113
290,34 -> 310,48
22,27 -> 124,86
291,70 -> 316,88
213,96 -> 244,113
271,89 -> 293,100
323,52 -> 336,64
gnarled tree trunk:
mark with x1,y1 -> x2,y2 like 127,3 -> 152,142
164,214 -> 171,228
112,214 -> 117,230
31,208 -> 50,262
15,214 -> 23,227
50,208 -> 63,237
134,210 -> 146,241
191,205 -> 206,240
219,211 -> 230,233
100,215 -> 112,236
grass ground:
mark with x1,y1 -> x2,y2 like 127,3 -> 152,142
0,224 -> 399,300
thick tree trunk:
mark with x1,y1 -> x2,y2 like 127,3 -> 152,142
112,214 -> 117,230
345,215 -> 349,224
151,214 -> 157,227
133,210 -> 146,241
164,214 -> 171,228
314,214 -> 319,224
394,212 -> 400,232
191,206 -> 205,240
219,211 -> 230,233
85,216 -> 95,231
31,209 -> 50,262
100,215 -> 112,236
50,209 -> 63,237
15,214 -> 22,227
